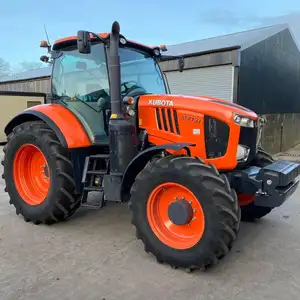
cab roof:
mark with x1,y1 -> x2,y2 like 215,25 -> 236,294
53,32 -> 159,55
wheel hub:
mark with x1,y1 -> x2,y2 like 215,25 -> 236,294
168,199 -> 193,225
146,182 -> 205,250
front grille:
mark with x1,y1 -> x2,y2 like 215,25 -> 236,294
204,116 -> 230,158
155,108 -> 180,135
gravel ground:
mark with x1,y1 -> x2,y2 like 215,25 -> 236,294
1,149 -> 300,300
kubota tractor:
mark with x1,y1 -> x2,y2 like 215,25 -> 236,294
2,21 -> 300,271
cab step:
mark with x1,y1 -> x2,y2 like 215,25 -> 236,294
81,154 -> 110,208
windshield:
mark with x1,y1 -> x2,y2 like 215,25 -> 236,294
51,43 -> 166,106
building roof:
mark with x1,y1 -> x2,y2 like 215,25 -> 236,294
0,66 -> 52,83
164,23 -> 290,56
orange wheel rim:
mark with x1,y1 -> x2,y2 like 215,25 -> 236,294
147,182 -> 205,250
13,144 -> 50,206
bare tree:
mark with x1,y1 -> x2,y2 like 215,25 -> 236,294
19,61 -> 44,72
0,58 -> 12,77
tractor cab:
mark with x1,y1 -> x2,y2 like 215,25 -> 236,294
47,34 -> 168,144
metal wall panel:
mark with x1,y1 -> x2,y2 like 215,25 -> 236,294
238,29 -> 300,114
0,77 -> 51,93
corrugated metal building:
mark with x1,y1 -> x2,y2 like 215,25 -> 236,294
0,67 -> 51,93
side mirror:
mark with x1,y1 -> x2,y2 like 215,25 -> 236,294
40,55 -> 49,63
77,30 -> 91,54
178,57 -> 185,72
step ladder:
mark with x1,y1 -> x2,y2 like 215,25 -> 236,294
81,154 -> 110,209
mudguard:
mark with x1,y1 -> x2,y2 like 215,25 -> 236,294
120,143 -> 195,202
4,104 -> 92,148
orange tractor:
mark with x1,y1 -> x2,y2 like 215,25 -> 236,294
2,21 -> 300,270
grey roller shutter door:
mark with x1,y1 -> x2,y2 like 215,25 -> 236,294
165,65 -> 234,101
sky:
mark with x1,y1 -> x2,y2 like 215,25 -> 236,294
1,0 -> 300,71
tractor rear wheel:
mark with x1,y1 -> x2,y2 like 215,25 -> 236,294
129,155 -> 240,270
2,121 -> 80,224
239,147 -> 274,221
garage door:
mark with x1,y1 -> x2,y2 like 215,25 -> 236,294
165,65 -> 234,101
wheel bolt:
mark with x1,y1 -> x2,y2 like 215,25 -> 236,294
189,201 -> 192,204
192,217 -> 196,221
193,208 -> 196,212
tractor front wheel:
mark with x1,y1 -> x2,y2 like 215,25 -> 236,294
2,121 -> 80,224
129,155 -> 240,270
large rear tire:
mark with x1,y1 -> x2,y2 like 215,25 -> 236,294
2,121 -> 81,224
129,155 -> 240,270
240,147 -> 274,221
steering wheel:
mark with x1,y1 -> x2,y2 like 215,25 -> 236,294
84,89 -> 111,111
121,81 -> 147,97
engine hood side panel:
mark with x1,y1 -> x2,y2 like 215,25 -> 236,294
138,94 -> 244,170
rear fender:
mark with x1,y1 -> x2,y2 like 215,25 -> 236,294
120,142 -> 195,202
4,104 -> 92,148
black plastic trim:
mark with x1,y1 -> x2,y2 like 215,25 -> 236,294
167,109 -> 174,133
161,108 -> 168,131
173,110 -> 180,135
155,108 -> 162,130
120,142 -> 195,202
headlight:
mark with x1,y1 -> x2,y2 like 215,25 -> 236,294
233,113 -> 255,128
236,144 -> 250,161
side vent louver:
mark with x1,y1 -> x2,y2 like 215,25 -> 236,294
155,108 -> 180,135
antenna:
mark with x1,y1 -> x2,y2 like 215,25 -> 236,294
44,23 -> 51,46
40,23 -> 52,64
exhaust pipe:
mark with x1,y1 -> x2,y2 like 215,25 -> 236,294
109,21 -> 122,118
108,21 -> 137,187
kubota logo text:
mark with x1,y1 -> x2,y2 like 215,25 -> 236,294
148,100 -> 174,106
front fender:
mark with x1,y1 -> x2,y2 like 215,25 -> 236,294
120,142 -> 195,202
5,104 -> 92,148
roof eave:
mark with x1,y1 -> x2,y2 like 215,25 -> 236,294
163,45 -> 241,59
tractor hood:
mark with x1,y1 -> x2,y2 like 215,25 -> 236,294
139,94 -> 258,121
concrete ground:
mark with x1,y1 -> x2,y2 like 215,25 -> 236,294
1,149 -> 300,300
274,143 -> 300,161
